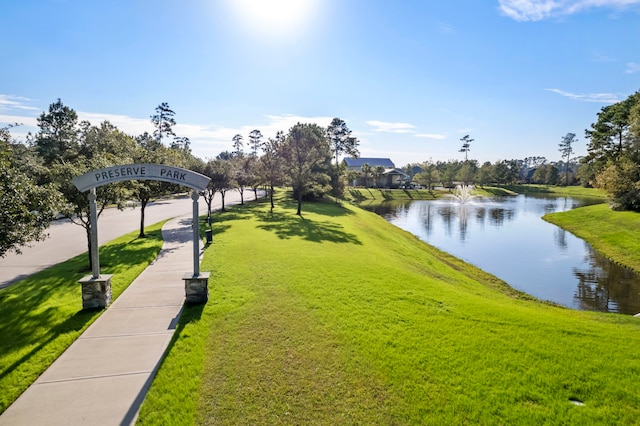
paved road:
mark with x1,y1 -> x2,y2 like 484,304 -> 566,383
0,190 -> 255,289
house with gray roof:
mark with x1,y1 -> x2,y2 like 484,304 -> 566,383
343,157 -> 409,188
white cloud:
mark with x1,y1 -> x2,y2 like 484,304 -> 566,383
0,114 -> 38,127
259,114 -> 335,137
545,88 -> 620,103
0,95 -> 40,112
415,133 -> 447,140
438,23 -> 455,34
76,112 -> 336,158
625,62 -> 640,73
77,111 -> 154,136
498,0 -> 640,21
0,98 -> 342,159
366,120 -> 416,133
590,51 -> 617,62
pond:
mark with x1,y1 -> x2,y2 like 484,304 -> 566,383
367,194 -> 640,315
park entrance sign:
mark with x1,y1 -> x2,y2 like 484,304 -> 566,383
72,163 -> 210,193
72,164 -> 211,308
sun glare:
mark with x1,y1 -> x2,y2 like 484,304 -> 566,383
229,0 -> 320,39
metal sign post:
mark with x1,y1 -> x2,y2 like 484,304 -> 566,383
192,190 -> 200,277
88,188 -> 100,279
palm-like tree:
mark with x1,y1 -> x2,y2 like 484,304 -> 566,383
361,163 -> 372,188
373,165 -> 386,188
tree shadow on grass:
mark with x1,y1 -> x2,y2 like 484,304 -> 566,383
198,209 -> 251,245
0,231 -> 165,396
0,308 -> 98,384
100,234 -> 162,274
0,241 -> 153,357
255,210 -> 361,244
381,190 -> 394,200
348,189 -> 367,202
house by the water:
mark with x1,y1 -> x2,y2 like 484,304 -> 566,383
343,157 -> 409,188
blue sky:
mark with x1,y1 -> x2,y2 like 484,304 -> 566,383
1,0 -> 639,167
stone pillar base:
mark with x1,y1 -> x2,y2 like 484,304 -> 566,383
183,272 -> 210,304
79,274 -> 114,309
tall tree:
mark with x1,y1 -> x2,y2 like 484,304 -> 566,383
558,133 -> 577,186
232,156 -> 250,205
34,98 -> 79,166
457,160 -> 477,185
583,92 -> 639,178
438,160 -> 459,188
415,160 -> 438,190
205,159 -> 235,212
281,123 -> 331,215
258,131 -> 285,209
232,134 -> 244,157
475,161 -> 493,188
133,132 -> 184,237
248,129 -> 263,157
150,102 -> 176,144
327,118 -> 359,197
532,164 -> 559,185
0,125 -> 62,257
244,155 -> 262,201
201,160 -> 218,220
373,165 -> 385,188
326,118 -> 360,168
459,134 -> 473,161
53,126 -> 135,270
171,136 -> 191,153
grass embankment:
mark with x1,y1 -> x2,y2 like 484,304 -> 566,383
502,184 -> 607,199
138,197 -> 640,425
0,221 -> 166,413
346,187 -> 440,203
545,204 -> 640,273
347,184 -> 605,205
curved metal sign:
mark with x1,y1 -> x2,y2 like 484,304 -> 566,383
72,163 -> 210,192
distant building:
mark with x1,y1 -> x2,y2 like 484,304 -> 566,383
343,157 -> 409,188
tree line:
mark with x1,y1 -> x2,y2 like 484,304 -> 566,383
579,90 -> 640,210
398,153 -> 581,191
3,90 -> 640,260
1,100 -> 359,261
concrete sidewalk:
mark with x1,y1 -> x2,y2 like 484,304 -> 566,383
0,215 -> 201,426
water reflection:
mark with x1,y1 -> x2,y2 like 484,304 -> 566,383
367,195 -> 640,315
573,245 -> 640,313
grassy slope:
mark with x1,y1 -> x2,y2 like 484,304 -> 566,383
346,188 -> 440,202
347,185 -> 606,203
0,221 -> 166,413
502,184 -> 607,199
544,204 -> 640,273
139,199 -> 640,425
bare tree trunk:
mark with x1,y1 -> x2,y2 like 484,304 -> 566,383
270,185 -> 275,209
139,199 -> 148,238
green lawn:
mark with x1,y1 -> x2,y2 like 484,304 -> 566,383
346,185 -> 606,204
0,221 -> 166,413
502,184 -> 607,199
346,187 -> 441,202
138,197 -> 640,425
544,203 -> 640,273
